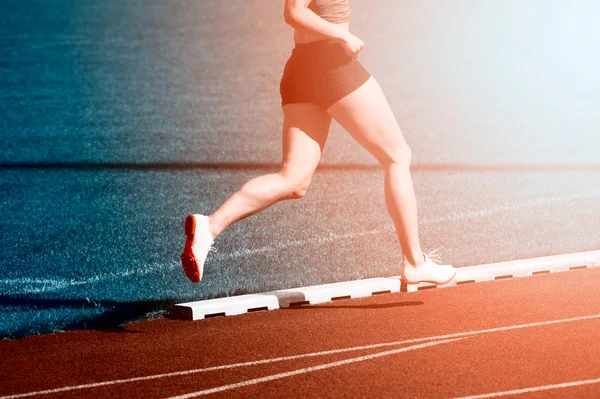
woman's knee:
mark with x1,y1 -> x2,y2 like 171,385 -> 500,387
279,172 -> 312,199
290,185 -> 309,199
289,177 -> 312,199
379,143 -> 412,169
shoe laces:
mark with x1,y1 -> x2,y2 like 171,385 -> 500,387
424,248 -> 443,264
209,246 -> 217,253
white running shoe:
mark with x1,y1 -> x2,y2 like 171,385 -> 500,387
180,214 -> 215,283
400,249 -> 456,285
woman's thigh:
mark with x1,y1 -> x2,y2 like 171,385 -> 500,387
281,103 -> 332,180
326,76 -> 411,166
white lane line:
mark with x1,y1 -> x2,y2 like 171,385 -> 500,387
216,189 -> 600,260
167,338 -> 467,399
0,278 -> 71,285
6,188 -> 600,294
2,313 -> 600,399
1,262 -> 179,294
454,377 -> 600,398
432,189 -> 600,224
216,226 -> 392,260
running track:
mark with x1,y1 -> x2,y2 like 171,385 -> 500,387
2,267 -> 600,398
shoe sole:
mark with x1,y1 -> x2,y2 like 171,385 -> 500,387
181,214 -> 201,283
400,270 -> 457,285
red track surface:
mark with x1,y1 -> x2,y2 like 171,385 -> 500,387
2,268 -> 600,398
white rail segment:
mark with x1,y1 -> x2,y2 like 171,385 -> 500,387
172,277 -> 403,320
173,250 -> 600,321
172,294 -> 280,320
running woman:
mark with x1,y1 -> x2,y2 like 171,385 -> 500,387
181,0 -> 457,285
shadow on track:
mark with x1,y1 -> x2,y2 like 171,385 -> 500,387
283,300 -> 424,310
0,294 -> 178,337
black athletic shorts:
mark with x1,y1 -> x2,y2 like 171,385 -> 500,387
279,38 -> 371,110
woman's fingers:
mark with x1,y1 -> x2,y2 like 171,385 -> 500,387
346,43 -> 363,57
341,32 -> 364,57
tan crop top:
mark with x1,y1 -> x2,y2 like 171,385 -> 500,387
308,0 -> 352,23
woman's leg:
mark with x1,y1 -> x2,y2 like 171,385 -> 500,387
327,76 -> 424,266
208,103 -> 331,239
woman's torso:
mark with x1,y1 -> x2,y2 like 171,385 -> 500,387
293,0 -> 351,44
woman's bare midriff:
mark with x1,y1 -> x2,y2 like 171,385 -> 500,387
293,21 -> 350,44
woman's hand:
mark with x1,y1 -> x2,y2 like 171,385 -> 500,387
339,32 -> 364,57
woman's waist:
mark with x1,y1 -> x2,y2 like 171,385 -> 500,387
293,37 -> 340,51
293,22 -> 350,45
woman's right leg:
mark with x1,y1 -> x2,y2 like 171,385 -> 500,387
327,76 -> 424,266
207,103 -> 332,239
326,75 -> 455,284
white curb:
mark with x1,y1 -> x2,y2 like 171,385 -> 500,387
171,250 -> 600,321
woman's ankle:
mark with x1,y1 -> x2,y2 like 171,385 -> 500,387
207,215 -> 221,240
403,252 -> 426,267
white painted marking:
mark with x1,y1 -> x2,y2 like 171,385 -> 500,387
454,377 -> 600,398
430,189 -> 600,224
2,261 -> 179,294
214,189 -> 600,260
2,313 -> 600,399
167,338 -> 467,399
0,278 -> 71,285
